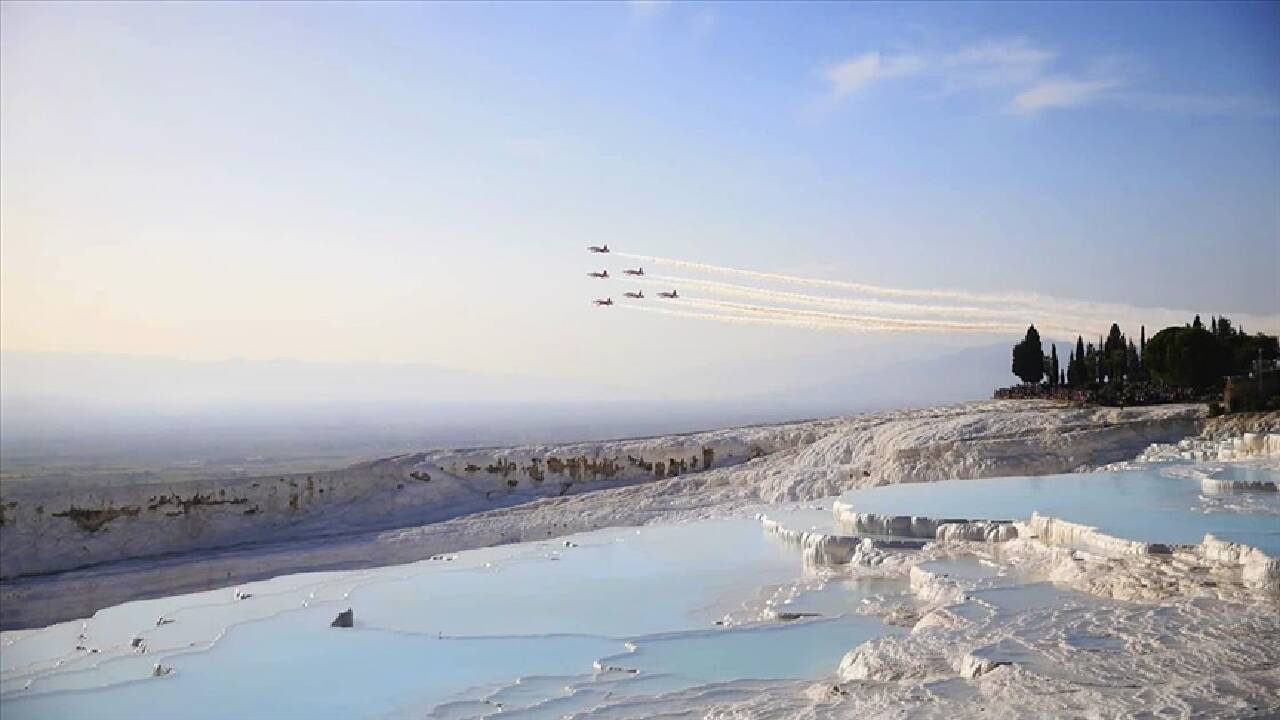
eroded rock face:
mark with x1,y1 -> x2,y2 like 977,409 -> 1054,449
0,422 -> 809,581
49,505 -> 142,533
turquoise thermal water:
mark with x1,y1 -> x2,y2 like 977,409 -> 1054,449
606,614 -> 900,683
1,518 -> 899,720
838,468 -> 1280,555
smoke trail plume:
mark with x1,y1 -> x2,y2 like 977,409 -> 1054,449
615,251 -> 1280,336
618,303 -> 954,333
675,296 -> 1042,333
615,252 -> 1039,306
632,274 -> 1087,327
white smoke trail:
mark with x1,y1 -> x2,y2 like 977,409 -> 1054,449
675,296 -> 1033,333
632,273 -> 1088,328
615,252 -> 1280,336
615,252 -> 1040,306
618,302 -> 973,334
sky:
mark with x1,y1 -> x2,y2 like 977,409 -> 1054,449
2,1 -> 1278,406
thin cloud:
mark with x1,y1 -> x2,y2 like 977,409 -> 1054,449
943,38 -> 1056,87
824,39 -> 1056,104
821,37 -> 1275,119
826,52 -> 924,100
1010,77 -> 1120,114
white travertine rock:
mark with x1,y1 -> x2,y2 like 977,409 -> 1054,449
0,422 -> 819,580
908,564 -> 967,606
1026,513 -> 1179,557
1200,475 -> 1278,494
1200,534 -> 1280,591
759,516 -> 863,566
0,401 -> 1205,628
833,504 -> 1018,544
956,639 -> 1028,679
935,521 -> 1019,543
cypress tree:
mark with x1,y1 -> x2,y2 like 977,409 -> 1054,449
1095,335 -> 1105,382
1050,345 -> 1060,386
1102,324 -> 1126,382
1075,336 -> 1089,384
1012,325 -> 1045,384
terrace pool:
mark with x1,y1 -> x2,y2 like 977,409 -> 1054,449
837,468 -> 1280,555
0,517 -> 901,720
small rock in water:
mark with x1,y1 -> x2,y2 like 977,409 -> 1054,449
331,608 -> 355,628
152,663 -> 173,677
774,611 -> 821,621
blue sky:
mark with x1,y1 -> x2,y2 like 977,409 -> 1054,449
1,1 -> 1277,399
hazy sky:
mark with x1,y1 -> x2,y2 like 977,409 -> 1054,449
2,1 -> 1277,399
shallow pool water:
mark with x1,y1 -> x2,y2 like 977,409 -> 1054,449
605,615 -> 901,683
778,576 -> 909,616
1208,464 -> 1280,487
917,556 -> 1004,582
1,517 -> 898,720
838,469 -> 1280,555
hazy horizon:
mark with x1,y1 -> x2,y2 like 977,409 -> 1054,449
1,341 -> 1017,485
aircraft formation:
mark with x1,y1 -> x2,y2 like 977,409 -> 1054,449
574,246 -> 1207,338
586,245 -> 675,308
